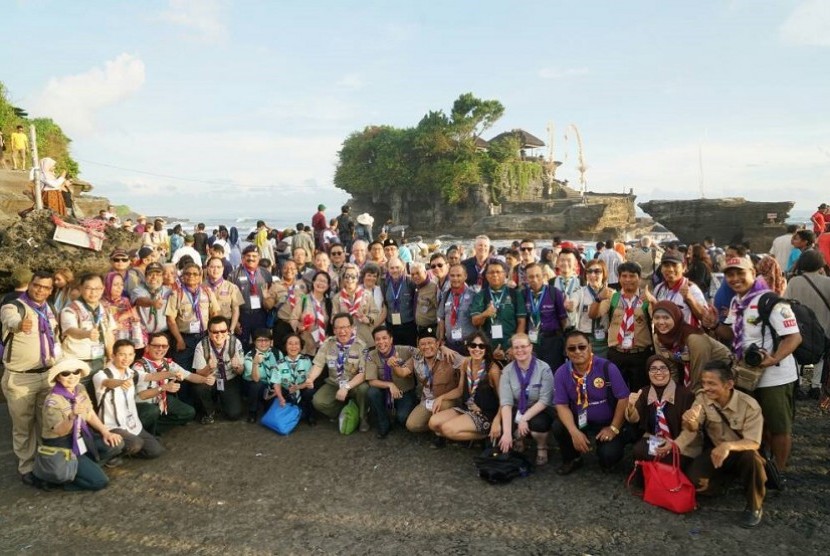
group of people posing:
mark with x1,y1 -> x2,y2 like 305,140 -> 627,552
3,222 -> 828,530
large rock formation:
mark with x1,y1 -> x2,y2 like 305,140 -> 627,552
638,198 -> 794,252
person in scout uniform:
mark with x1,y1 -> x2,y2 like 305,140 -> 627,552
552,248 -> 582,328
267,259 -> 308,353
60,273 -> 117,393
1,270 -> 62,486
331,263 -> 379,347
470,259 -> 527,357
132,332 -> 211,434
261,332 -> 314,424
191,316 -> 245,423
41,358 -> 124,491
230,245 -> 274,352
410,262 -> 439,335
397,326 -> 465,437
307,312 -> 370,432
384,257 -> 417,347
166,261 -> 220,376
436,263 -> 476,355
365,325 -> 419,439
204,256 -> 244,337
570,259 -> 610,357
522,262 -> 568,372
552,330 -> 630,475
94,339 -> 164,458
242,328 -> 283,423
130,262 -> 172,345
589,261 -> 655,392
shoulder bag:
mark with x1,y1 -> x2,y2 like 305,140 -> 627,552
627,443 -> 696,514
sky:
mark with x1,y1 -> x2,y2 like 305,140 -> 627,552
3,0 -> 828,226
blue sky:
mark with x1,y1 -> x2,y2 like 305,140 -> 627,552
3,0 -> 828,224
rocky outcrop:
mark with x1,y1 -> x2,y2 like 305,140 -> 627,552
349,182 -> 638,240
638,198 -> 794,252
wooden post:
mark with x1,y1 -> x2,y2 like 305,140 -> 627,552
29,124 -> 43,210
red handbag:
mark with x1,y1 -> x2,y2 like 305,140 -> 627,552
628,443 -> 697,514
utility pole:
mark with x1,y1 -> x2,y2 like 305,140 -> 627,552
29,124 -> 43,210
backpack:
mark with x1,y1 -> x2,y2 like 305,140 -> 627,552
474,443 -> 534,484
2,299 -> 59,363
609,291 -> 652,334
200,335 -> 238,363
97,367 -> 139,417
756,292 -> 829,366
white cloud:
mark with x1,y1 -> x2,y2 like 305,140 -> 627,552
29,53 -> 145,136
336,73 -> 364,91
158,0 -> 228,43
780,0 -> 830,46
538,67 -> 590,80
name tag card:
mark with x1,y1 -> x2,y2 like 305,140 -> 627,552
491,324 -> 503,339
189,321 -> 201,334
249,296 -> 261,310
391,313 -> 402,326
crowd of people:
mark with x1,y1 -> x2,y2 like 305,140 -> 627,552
2,201 -> 830,530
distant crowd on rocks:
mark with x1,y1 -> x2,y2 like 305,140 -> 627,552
3,200 -> 830,530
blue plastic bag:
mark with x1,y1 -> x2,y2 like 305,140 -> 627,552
261,401 -> 301,435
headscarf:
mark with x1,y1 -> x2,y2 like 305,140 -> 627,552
756,256 -> 786,296
229,226 -> 239,247
653,300 -> 703,349
40,157 -> 57,177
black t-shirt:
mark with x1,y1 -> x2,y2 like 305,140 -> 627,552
192,232 -> 209,255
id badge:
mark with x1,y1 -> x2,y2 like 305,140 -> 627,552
338,380 -> 349,390
514,411 -> 524,424
391,313 -> 402,326
451,328 -> 463,341
127,413 -> 137,430
90,343 -> 105,360
216,378 -> 225,392
189,320 -> 201,334
491,324 -> 503,339
577,411 -> 588,430
648,435 -> 665,455
621,335 -> 633,350
249,296 -> 262,310
425,399 -> 435,411
528,328 -> 539,344
594,328 -> 606,341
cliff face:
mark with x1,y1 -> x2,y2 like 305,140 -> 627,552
638,198 -> 794,252
349,183 -> 637,240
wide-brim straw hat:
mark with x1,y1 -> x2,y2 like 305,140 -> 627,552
47,358 -> 91,385
356,213 -> 374,226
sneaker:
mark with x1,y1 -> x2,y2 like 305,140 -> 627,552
740,507 -> 763,528
200,413 -> 215,425
104,456 -> 125,469
359,418 -> 370,433
21,472 -> 36,487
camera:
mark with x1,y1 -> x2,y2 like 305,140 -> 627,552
744,343 -> 764,367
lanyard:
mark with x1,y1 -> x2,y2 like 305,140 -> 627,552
450,286 -> 466,326
527,286 -> 547,328
388,278 -> 404,312
244,267 -> 259,296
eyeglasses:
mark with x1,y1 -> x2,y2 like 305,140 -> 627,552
255,338 -> 271,343
112,258 -> 129,263
586,269 -> 603,274
209,329 -> 229,335
182,272 -> 201,276
330,251 -> 344,256
333,325 -> 351,331
59,370 -> 82,377
513,344 -> 532,350
343,274 -> 358,280
149,343 -> 169,349
520,247 -> 534,252
30,283 -> 53,291
566,344 -> 590,352
430,263 -> 445,269
649,366 -> 670,373
467,342 -> 487,350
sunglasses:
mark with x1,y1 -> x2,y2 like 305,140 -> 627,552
112,258 -> 129,263
586,269 -> 603,274
59,370 -> 82,377
520,247 -> 534,252
330,251 -> 344,256
149,343 -> 169,348
430,263 -> 445,269
210,329 -> 229,334
566,344 -> 590,352
343,274 -> 358,280
467,342 -> 487,349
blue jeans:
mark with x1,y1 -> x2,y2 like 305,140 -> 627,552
367,386 -> 417,435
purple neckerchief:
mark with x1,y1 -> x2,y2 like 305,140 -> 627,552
732,280 -> 770,360
379,345 -> 396,408
183,286 -> 203,332
19,293 -> 56,367
515,356 -> 537,414
210,340 -> 228,380
52,383 -> 96,457
335,333 -> 356,378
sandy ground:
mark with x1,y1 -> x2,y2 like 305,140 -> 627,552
0,400 -> 829,555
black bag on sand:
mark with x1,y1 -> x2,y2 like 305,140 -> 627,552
760,447 -> 784,491
474,443 -> 533,484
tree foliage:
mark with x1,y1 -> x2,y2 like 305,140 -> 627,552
334,93 -> 539,204
0,81 -> 80,177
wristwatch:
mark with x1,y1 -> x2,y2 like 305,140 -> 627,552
609,424 -> 620,435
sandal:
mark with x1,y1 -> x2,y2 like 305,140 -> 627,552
535,448 -> 549,466
513,438 -> 526,452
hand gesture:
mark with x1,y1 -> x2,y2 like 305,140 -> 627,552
153,298 -> 165,310
203,374 -> 216,386
493,346 -> 505,360
20,315 -> 33,334
119,379 -> 132,391
487,301 -> 497,318
679,282 -> 690,300
628,390 -> 642,407
642,285 -> 657,305
253,352 -> 264,366
601,288 -> 613,301
386,355 -> 399,368
209,357 -> 218,370
564,299 -> 575,312
167,381 -> 181,393
682,403 -> 703,431
88,327 -> 100,342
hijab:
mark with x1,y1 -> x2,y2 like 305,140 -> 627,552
653,300 -> 703,349
756,256 -> 786,296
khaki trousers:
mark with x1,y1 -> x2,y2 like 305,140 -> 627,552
1,370 -> 52,473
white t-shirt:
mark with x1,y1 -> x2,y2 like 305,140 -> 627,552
132,357 -> 191,404
193,337 -> 244,379
725,292 -> 799,388
654,278 -> 706,326
769,234 -> 794,271
93,366 -> 142,435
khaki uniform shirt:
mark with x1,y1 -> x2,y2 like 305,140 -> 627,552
331,288 -> 380,347
42,387 -> 95,441
207,280 -> 244,322
269,280 -> 308,322
312,336 -> 367,386
414,280 -> 439,327
165,285 -> 219,334
1,300 -> 61,372
675,390 -> 764,454
598,293 -> 653,349
364,345 -> 417,392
